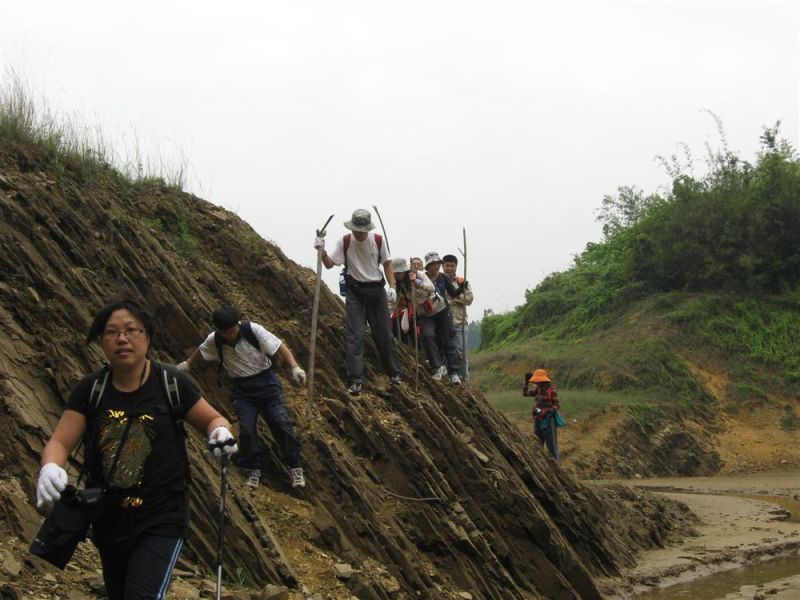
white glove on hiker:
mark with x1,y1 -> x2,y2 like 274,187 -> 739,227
386,288 -> 397,303
291,366 -> 307,386
208,426 -> 238,457
313,236 -> 325,250
176,360 -> 191,373
36,463 -> 68,511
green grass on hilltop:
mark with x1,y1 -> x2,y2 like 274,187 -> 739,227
0,70 -> 186,189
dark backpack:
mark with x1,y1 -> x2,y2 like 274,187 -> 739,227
339,233 -> 383,297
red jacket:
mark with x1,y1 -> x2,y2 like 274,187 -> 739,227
523,384 -> 559,422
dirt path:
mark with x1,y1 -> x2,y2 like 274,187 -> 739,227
596,471 -> 800,599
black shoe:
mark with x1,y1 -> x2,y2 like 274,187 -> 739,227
389,375 -> 401,385
348,382 -> 362,395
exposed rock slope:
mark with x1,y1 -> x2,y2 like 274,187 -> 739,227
0,139 -> 684,599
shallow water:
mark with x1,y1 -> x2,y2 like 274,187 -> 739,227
634,553 -> 800,599
740,494 -> 800,523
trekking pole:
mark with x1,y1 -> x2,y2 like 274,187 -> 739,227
411,280 -> 419,392
458,227 -> 468,381
308,214 -> 335,423
209,441 -> 235,600
371,205 -> 401,342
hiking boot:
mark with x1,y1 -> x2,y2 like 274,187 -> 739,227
389,375 -> 401,385
246,469 -> 261,488
450,373 -> 462,384
290,467 -> 306,488
348,382 -> 362,395
432,365 -> 447,381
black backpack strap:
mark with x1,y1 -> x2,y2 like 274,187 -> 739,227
87,365 -> 111,411
238,320 -> 262,352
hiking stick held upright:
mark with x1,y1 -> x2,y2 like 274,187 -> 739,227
459,227 -> 468,380
210,446 -> 234,600
307,214 -> 334,421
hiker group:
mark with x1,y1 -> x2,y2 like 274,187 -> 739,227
314,208 -> 474,394
31,208 -> 481,597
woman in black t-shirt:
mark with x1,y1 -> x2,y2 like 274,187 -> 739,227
35,299 -> 238,600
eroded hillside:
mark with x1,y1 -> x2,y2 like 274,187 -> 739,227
0,138 -> 688,599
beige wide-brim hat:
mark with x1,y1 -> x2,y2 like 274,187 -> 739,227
391,257 -> 410,272
424,251 -> 442,267
344,209 -> 375,232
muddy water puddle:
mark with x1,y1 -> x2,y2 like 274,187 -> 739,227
739,494 -> 800,523
634,553 -> 800,599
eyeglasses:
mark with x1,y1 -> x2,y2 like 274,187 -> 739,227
102,327 -> 146,340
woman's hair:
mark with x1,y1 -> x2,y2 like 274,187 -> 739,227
212,307 -> 240,330
86,299 -> 154,345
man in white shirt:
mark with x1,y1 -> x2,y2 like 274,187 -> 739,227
177,307 -> 307,489
315,209 -> 401,395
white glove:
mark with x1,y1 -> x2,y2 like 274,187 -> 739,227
36,463 -> 68,511
176,360 -> 191,373
208,426 -> 238,457
313,236 -> 325,250
291,365 -> 307,386
386,288 -> 397,303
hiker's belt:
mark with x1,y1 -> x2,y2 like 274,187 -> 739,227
345,275 -> 385,289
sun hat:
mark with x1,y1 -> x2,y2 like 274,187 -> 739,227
529,369 -> 551,383
424,252 -> 442,267
344,209 -> 375,232
391,257 -> 410,272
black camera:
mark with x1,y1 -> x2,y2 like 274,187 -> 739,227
29,485 -> 103,569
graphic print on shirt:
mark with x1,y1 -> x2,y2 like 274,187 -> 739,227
95,409 -> 156,489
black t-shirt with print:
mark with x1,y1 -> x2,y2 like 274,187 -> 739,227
66,363 -> 201,547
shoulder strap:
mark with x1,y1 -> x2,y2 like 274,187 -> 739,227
343,234 -> 351,271
88,365 -> 111,411
238,320 -> 261,352
374,233 -> 383,264
157,362 -> 183,413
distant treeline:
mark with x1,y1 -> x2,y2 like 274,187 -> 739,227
483,125 -> 800,347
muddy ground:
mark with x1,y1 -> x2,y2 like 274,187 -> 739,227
596,471 -> 800,600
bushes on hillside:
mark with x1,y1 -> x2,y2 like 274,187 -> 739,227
482,126 -> 800,348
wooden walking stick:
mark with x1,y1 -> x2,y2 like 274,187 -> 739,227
371,205 -> 401,340
458,227 -> 468,380
411,277 -> 419,391
307,214 -> 334,422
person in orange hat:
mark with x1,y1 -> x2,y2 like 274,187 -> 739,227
523,369 -> 562,462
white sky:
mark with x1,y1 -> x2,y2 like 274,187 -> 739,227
2,1 -> 798,320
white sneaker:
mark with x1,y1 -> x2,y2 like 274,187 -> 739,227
432,365 -> 447,381
291,467 -> 306,488
246,469 -> 261,488
450,373 -> 462,384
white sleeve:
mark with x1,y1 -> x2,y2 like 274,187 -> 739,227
198,332 -> 219,362
251,323 -> 282,356
328,237 -> 345,267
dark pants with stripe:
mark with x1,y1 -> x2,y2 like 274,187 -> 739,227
419,307 -> 460,373
231,369 -> 301,469
98,535 -> 183,600
345,282 -> 400,384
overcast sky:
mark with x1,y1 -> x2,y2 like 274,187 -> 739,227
2,1 -> 798,320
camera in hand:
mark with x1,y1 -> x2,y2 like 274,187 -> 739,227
30,485 -> 103,569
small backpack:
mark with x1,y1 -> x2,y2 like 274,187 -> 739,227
339,233 -> 383,297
